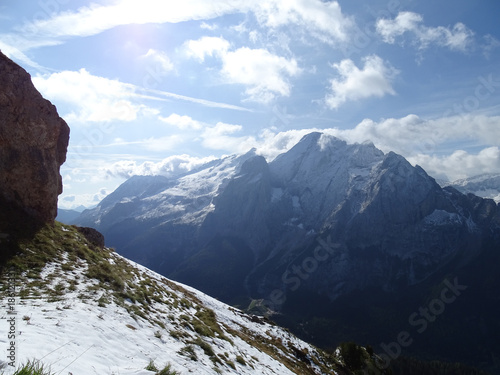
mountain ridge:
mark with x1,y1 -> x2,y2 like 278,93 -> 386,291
73,132 -> 500,372
75,133 -> 500,298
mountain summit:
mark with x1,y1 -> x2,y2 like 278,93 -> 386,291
76,132 -> 500,371
77,133 -> 500,303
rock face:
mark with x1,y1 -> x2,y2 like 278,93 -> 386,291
0,51 -> 70,224
76,132 -> 500,303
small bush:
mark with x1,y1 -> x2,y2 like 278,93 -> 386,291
145,359 -> 158,372
179,345 -> 198,361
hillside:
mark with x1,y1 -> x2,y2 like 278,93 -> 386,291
0,222 -> 387,374
74,133 -> 500,372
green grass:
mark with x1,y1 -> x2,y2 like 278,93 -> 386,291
2,360 -> 54,375
0,221 -> 389,375
157,363 -> 180,375
178,345 -> 198,361
236,355 -> 246,366
145,359 -> 158,372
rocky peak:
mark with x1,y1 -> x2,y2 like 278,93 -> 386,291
0,51 -> 70,226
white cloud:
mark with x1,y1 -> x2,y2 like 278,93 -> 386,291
32,69 -> 142,123
59,188 -> 109,210
32,69 -> 251,123
141,49 -> 174,72
16,0 -> 249,40
200,22 -> 218,31
376,12 -> 423,44
249,30 -> 259,43
8,0 -> 352,53
137,135 -> 185,152
183,36 -> 230,62
481,34 -> 500,58
184,36 -> 302,103
159,114 -> 204,130
222,47 -> 301,103
0,40 -> 49,71
252,113 -> 500,181
253,0 -> 353,44
320,114 -> 500,157
408,148 -> 500,181
255,128 -> 323,160
376,12 -> 474,52
102,154 -> 218,179
201,122 -> 256,152
66,111 -> 500,198
325,55 -> 398,109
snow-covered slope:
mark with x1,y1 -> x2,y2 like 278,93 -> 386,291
0,222 -> 382,375
78,150 -> 257,231
444,173 -> 500,203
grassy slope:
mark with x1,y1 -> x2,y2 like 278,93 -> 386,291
0,222 -> 389,375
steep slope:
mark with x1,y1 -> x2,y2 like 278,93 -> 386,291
0,222 -> 387,375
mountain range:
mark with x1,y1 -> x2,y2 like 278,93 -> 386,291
444,173 -> 500,203
74,132 -> 500,372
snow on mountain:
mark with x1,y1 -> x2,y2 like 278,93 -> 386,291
74,132 -> 500,305
444,173 -> 500,203
77,150 -> 258,231
0,222 -> 377,375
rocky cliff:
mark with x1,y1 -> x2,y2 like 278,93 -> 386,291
0,51 -> 69,226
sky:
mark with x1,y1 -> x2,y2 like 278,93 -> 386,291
1,0 -> 500,210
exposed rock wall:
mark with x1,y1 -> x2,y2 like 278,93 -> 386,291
0,51 -> 70,224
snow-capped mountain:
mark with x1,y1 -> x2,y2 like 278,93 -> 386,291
74,132 -> 500,372
444,173 -> 500,203
0,222 -> 384,374
76,132 -> 500,301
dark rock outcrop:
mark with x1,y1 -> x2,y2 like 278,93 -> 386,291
0,50 -> 70,225
76,226 -> 105,249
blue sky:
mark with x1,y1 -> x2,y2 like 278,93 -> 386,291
1,0 -> 500,209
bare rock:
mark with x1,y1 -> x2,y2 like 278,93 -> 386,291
76,226 -> 105,249
0,51 -> 70,224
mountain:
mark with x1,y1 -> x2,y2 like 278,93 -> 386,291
0,50 -> 389,375
56,208 -> 84,224
0,222 -> 388,375
76,132 -> 500,372
444,173 -> 500,203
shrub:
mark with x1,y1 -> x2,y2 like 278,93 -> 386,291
145,359 -> 158,372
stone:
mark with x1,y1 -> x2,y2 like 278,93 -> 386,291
0,51 -> 70,224
76,226 -> 105,249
